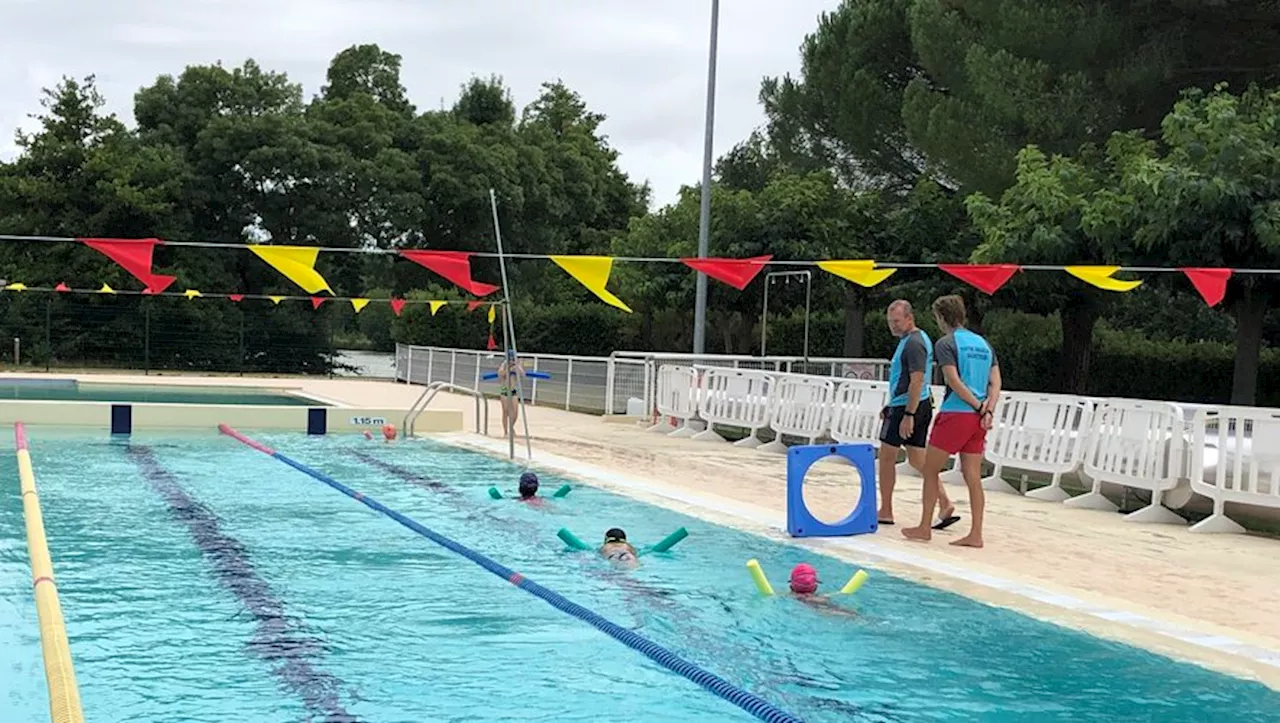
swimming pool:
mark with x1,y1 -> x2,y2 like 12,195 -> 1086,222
2,431 -> 1276,722
0,379 -> 322,405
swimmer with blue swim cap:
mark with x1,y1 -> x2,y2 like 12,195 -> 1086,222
600,528 -> 639,566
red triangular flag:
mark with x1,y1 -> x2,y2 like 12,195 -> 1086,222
1181,268 -> 1231,307
399,250 -> 500,297
79,238 -> 177,294
390,298 -> 407,317
486,331 -> 497,350
466,300 -> 484,312
938,264 -> 1020,295
54,282 -> 70,292
680,255 -> 772,290
310,296 -> 328,310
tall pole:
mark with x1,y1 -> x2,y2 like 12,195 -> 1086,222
692,0 -> 720,355
489,188 -> 533,463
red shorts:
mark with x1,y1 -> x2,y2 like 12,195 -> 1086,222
929,412 -> 986,455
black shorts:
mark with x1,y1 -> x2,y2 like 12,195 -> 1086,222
879,399 -> 932,449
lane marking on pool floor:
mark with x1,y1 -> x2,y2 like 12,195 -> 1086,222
444,434 -> 1280,674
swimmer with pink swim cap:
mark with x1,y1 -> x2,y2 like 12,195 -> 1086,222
381,423 -> 397,441
788,563 -> 857,617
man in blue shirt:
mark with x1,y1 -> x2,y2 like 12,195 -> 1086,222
903,296 -> 1001,549
877,300 -> 957,530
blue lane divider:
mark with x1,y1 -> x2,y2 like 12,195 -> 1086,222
218,425 -> 803,723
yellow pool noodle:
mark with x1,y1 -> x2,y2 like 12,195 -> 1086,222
746,559 -> 775,596
840,569 -> 869,595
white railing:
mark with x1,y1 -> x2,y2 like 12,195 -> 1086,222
396,344 -> 648,416
980,392 -> 1095,499
692,366 -> 775,445
1186,405 -> 1280,533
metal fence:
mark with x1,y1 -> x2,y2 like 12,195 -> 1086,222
395,344 -> 890,417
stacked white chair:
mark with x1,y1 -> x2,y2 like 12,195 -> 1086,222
692,367 -> 775,446
1064,399 -> 1187,524
1186,405 -> 1280,533
648,365 -> 700,437
759,374 -> 835,453
981,392 -> 1095,499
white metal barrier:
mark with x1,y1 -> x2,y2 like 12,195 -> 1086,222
649,365 -> 700,436
830,379 -> 890,445
693,366 -> 775,445
980,392 -> 1095,499
1065,399 -> 1187,524
758,374 -> 835,453
1186,406 -> 1280,533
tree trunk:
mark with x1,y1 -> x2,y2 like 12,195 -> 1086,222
1058,296 -> 1098,395
1231,285 -> 1268,405
843,287 -> 866,357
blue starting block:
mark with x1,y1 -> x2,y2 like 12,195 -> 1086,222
786,443 -> 877,538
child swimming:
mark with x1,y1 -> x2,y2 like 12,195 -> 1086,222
600,528 -> 639,566
788,563 -> 857,618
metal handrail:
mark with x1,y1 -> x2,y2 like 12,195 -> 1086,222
403,382 -> 489,438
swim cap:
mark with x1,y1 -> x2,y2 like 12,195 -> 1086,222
518,472 -> 539,498
604,528 -> 627,543
381,423 -> 397,440
789,563 -> 819,594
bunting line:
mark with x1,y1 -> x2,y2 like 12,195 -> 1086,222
0,234 -> 1262,310
0,284 -> 500,309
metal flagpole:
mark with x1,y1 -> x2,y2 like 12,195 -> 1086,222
489,188 -> 533,463
692,0 -> 721,355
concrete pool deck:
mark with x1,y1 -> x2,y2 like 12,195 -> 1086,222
7,371 -> 1280,688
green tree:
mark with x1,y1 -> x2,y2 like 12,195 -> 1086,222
966,137 -> 1147,393
1125,85 -> 1280,404
765,0 -> 1280,195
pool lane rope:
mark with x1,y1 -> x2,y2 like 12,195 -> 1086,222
218,425 -> 804,723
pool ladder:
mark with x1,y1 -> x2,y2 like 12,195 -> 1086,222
402,382 -> 489,438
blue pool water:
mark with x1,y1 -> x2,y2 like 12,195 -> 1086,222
1,431 -> 1277,722
0,379 -> 321,405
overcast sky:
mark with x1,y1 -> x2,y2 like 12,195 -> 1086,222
0,0 -> 838,208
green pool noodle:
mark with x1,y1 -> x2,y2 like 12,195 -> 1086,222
557,527 -> 592,551
488,487 -> 503,500
552,484 -> 572,498
648,527 -> 688,553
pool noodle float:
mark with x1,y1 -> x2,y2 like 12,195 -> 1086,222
218,424 -> 803,723
746,559 -> 775,596
482,371 -> 552,381
558,527 -> 688,554
491,484 -> 572,500
840,569 -> 869,595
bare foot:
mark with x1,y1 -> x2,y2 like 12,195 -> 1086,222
901,526 -> 931,541
938,503 -> 955,520
950,535 -> 983,548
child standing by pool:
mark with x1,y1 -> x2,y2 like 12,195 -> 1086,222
495,349 -> 526,435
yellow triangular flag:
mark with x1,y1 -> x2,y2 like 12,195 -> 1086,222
487,304 -> 497,323
99,283 -> 115,294
4,282 -> 26,291
184,289 -> 202,299
549,256 -> 633,313
429,300 -> 447,315
248,245 -> 333,294
817,260 -> 898,288
350,298 -> 370,313
269,295 -> 286,305
1065,266 -> 1142,292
